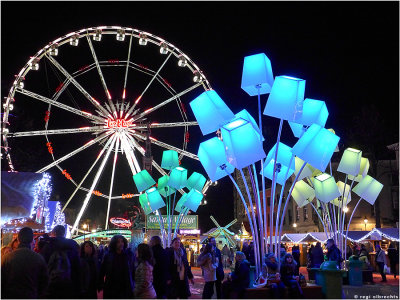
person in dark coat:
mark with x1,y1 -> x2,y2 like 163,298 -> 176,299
307,245 -> 314,268
98,235 -> 134,299
1,227 -> 49,299
280,253 -> 303,298
311,242 -> 325,268
80,241 -> 99,299
150,236 -> 168,298
291,244 -> 300,275
375,244 -> 387,282
166,237 -> 194,299
387,242 -> 398,279
40,225 -> 82,298
326,238 -> 342,268
222,251 -> 250,299
209,237 -> 224,298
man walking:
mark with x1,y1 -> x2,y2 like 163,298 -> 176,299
326,238 -> 342,268
209,237 -> 224,298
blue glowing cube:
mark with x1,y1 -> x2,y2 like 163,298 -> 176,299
198,137 -> 235,182
168,167 -> 188,190
263,75 -> 306,122
133,170 -> 156,193
234,109 -> 264,141
291,124 -> 340,171
189,90 -> 235,135
184,189 -> 203,212
221,118 -> 266,169
261,142 -> 295,185
139,193 -> 153,215
186,172 -> 207,192
157,175 -> 176,197
175,193 -> 188,213
288,122 -> 306,138
161,150 -> 179,170
145,187 -> 165,212
241,53 -> 274,96
292,98 -> 329,127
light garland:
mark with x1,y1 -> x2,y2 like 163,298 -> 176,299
30,173 -> 52,224
51,201 -> 66,230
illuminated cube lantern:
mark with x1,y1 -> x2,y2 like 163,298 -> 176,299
183,189 -> 203,213
261,142 -> 295,185
157,175 -> 176,197
331,181 -> 352,207
189,90 -> 234,135
348,157 -> 370,182
186,172 -> 207,192
292,180 -> 315,208
145,187 -> 166,212
175,193 -> 188,213
161,150 -> 179,170
294,157 -> 314,181
263,75 -> 306,122
337,148 -> 362,177
288,99 -> 329,138
139,193 -> 153,215
168,167 -> 188,190
327,128 -> 340,152
241,53 -> 274,96
133,170 -> 156,193
313,173 -> 341,203
352,175 -> 383,205
234,109 -> 264,141
291,123 -> 340,171
221,118 -> 266,169
198,137 -> 235,182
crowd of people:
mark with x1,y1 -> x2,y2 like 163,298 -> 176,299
1,225 -> 399,299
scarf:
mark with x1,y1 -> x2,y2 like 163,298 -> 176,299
174,248 -> 185,280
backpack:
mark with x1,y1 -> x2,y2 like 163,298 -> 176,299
48,249 -> 72,284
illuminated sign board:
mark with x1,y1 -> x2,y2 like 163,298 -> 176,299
105,119 -> 134,129
110,217 -> 132,228
146,215 -> 198,230
179,229 -> 201,235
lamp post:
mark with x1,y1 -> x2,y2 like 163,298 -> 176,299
364,217 -> 368,231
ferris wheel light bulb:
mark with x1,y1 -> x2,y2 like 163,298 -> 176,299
30,59 -> 39,71
116,29 -> 125,41
17,80 -> 24,89
69,35 -> 79,46
49,44 -> 59,56
193,71 -> 203,83
178,55 -> 187,67
160,42 -> 169,54
93,30 -> 102,41
139,33 -> 148,45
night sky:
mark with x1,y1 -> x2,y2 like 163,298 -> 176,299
1,1 -> 399,233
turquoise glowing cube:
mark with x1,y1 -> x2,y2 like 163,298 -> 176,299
261,142 -> 295,185
221,118 -> 266,169
288,122 -> 307,138
198,137 -> 235,182
263,75 -> 305,122
168,167 -> 188,190
139,193 -> 153,215
161,150 -> 179,170
234,109 -> 264,141
292,180 -> 315,208
189,90 -> 235,135
133,170 -> 156,193
348,157 -> 369,182
157,175 -> 176,197
186,172 -> 207,192
352,175 -> 383,205
241,53 -> 274,96
291,124 -> 340,171
313,173 -> 341,203
175,193 -> 188,213
337,148 -> 362,177
184,189 -> 203,212
145,187 -> 166,212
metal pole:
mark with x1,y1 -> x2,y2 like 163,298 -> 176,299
309,202 -> 329,240
344,197 -> 363,261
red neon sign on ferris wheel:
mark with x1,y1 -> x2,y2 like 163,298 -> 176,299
105,119 -> 134,129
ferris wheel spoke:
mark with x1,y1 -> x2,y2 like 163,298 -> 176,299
134,121 -> 198,129
71,134 -> 117,235
120,133 -> 141,174
61,134 -> 115,213
17,88 -> 104,123
52,79 -> 71,102
130,52 -> 172,111
10,126 -> 104,138
105,136 -> 120,230
123,35 -> 133,100
133,133 -> 199,161
37,131 -> 113,173
86,36 -> 117,116
130,83 -> 202,121
45,54 -> 110,117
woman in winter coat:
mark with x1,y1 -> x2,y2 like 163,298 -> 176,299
375,244 -> 387,282
80,241 -> 99,299
166,238 -> 194,299
197,243 -> 219,299
134,243 -> 156,299
98,235 -> 134,299
280,253 -> 303,298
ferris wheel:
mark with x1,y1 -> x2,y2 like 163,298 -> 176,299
2,26 -> 213,234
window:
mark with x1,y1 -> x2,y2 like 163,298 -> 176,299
288,209 -> 292,224
303,206 -> 308,221
296,206 -> 300,222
